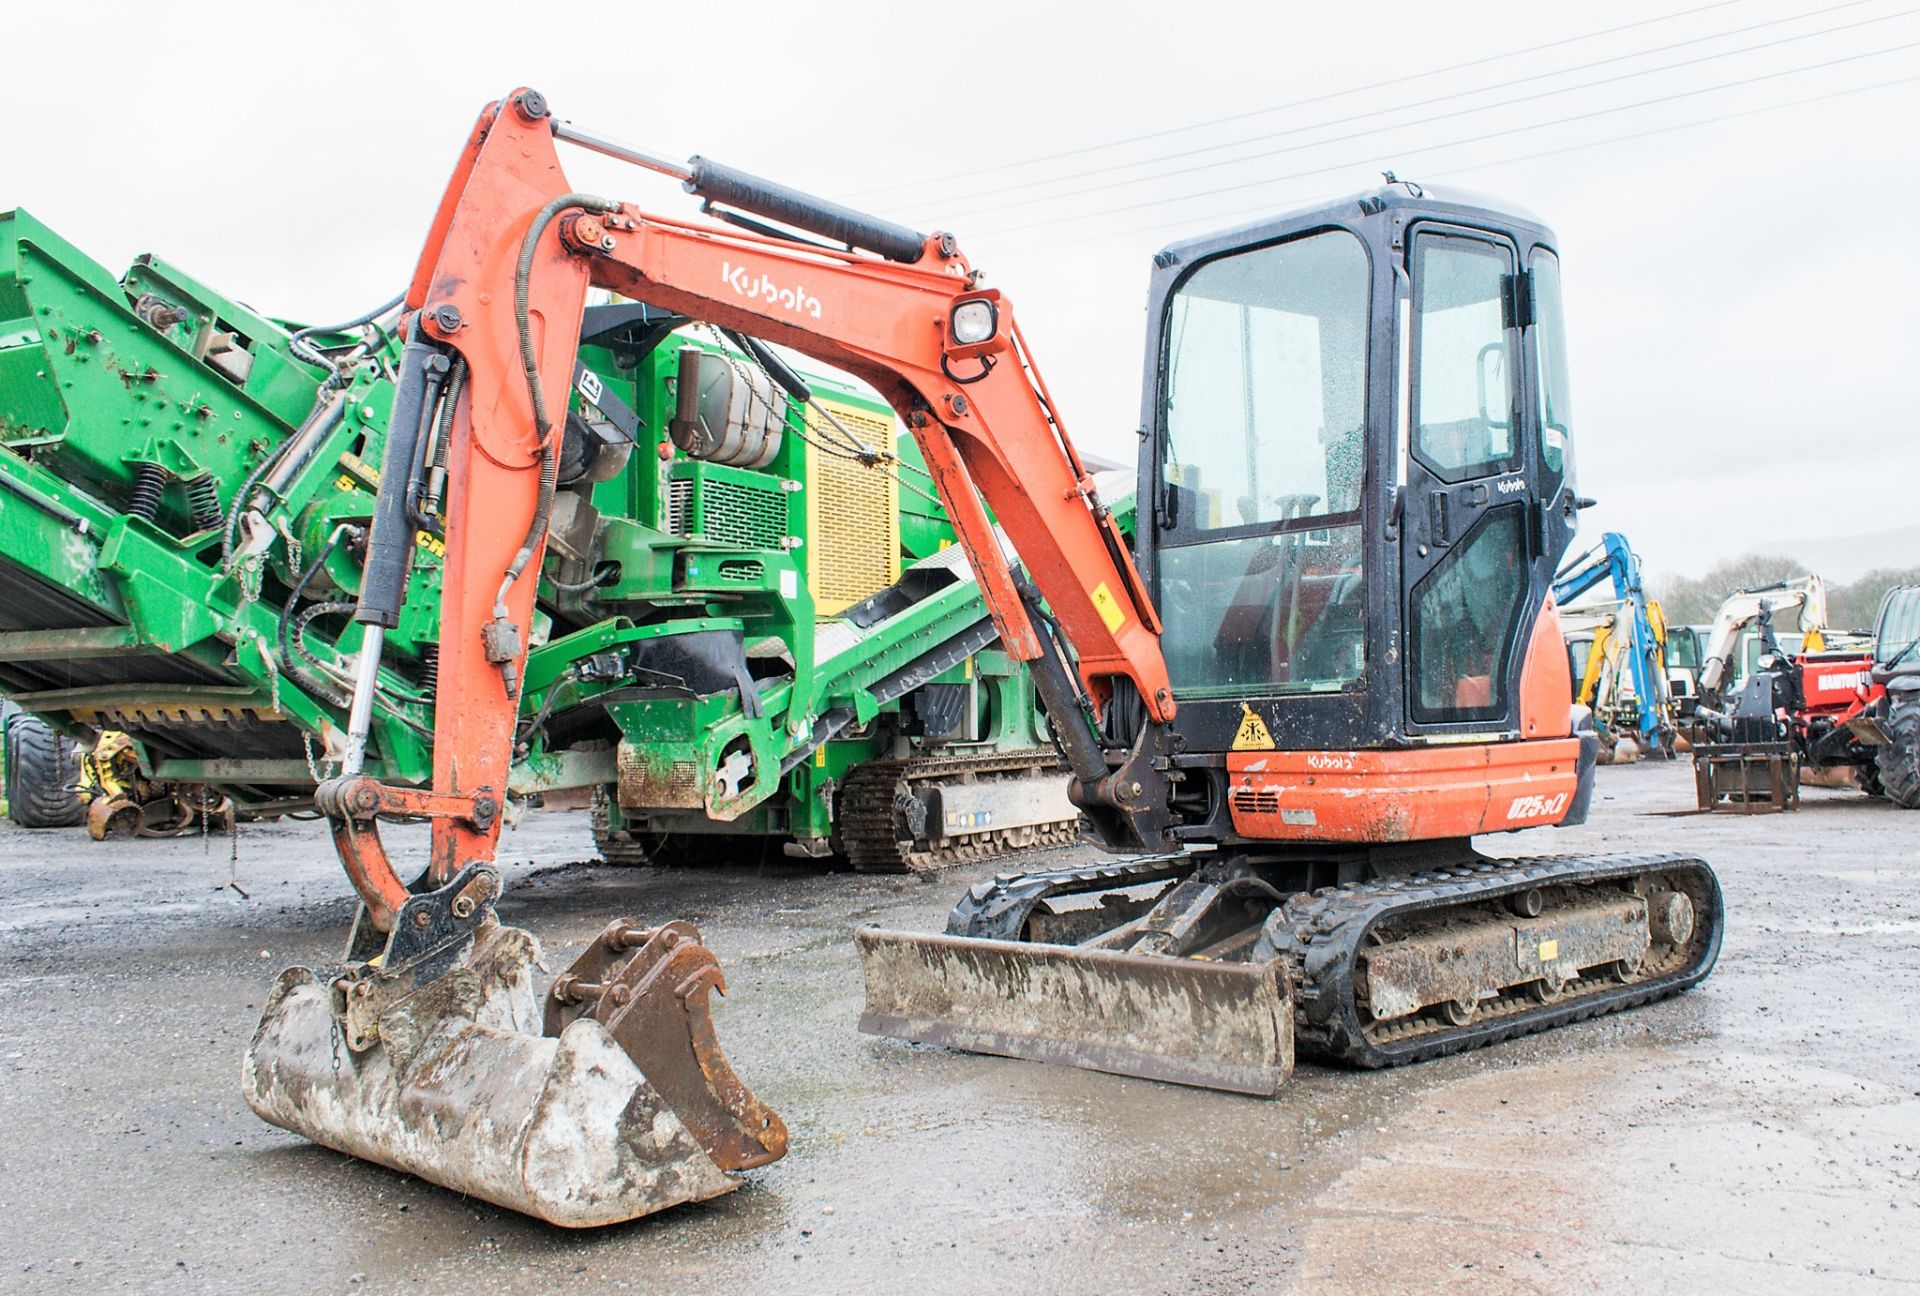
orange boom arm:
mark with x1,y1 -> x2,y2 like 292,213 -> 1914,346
326,89 -> 1179,929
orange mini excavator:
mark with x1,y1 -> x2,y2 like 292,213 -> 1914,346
243,89 -> 1721,1224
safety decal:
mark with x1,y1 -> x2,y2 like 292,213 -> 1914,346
1232,703 -> 1275,751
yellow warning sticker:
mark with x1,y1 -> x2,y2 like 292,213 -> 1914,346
1090,582 -> 1126,634
1538,939 -> 1559,962
1233,703 -> 1275,751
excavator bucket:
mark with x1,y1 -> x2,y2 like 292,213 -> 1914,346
244,917 -> 786,1228
854,928 -> 1293,1095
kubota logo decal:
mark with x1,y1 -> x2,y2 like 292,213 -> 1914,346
1506,792 -> 1569,820
722,262 -> 822,319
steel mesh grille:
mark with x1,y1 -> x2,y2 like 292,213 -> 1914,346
666,469 -> 787,550
807,402 -> 898,615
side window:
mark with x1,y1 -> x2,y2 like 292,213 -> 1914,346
1532,248 -> 1574,485
1412,235 -> 1517,482
1409,506 -> 1529,724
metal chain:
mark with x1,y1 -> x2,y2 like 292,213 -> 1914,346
301,731 -> 327,784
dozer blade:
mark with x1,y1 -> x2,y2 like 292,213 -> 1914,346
243,917 -> 786,1228
855,927 -> 1292,1095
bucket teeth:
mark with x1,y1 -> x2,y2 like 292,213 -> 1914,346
855,926 -> 1293,1096
545,919 -> 788,1170
243,917 -> 786,1228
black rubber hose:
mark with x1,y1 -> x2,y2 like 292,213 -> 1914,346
406,355 -> 465,536
278,526 -> 359,709
288,292 -> 405,388
292,602 -> 359,676
495,193 -> 619,623
547,563 -> 615,595
356,336 -> 449,628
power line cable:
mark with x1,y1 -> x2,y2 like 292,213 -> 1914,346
990,70 -> 1920,256
842,0 -> 1752,201
966,34 -> 1920,240
916,0 -> 1879,222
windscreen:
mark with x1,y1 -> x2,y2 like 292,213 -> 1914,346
1156,228 -> 1370,698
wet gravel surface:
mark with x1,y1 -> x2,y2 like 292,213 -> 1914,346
0,760 -> 1915,1294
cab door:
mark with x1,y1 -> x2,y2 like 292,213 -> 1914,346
1399,226 -> 1537,735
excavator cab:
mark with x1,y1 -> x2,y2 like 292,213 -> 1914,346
858,184 -> 1721,1092
1143,183 -> 1581,786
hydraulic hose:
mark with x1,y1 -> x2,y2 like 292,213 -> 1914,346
287,292 -> 405,389
493,193 -> 619,644
279,524 -> 360,709
356,333 -> 450,629
407,355 -> 466,536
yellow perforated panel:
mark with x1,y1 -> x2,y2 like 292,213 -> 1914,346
805,398 -> 899,615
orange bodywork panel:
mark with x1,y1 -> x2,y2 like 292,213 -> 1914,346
1225,739 -> 1584,843
1518,597 -> 1575,740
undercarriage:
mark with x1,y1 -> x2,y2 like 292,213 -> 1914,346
859,846 -> 1722,1091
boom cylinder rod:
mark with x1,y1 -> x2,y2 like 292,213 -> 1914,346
341,625 -> 386,778
551,121 -> 692,181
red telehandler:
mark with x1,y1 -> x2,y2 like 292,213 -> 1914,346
242,89 -> 1722,1225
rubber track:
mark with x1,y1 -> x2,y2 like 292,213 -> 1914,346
838,751 -> 1081,874
590,792 -> 652,866
942,850 -> 1724,1071
1274,851 -> 1724,1068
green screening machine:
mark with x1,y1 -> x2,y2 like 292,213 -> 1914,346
0,209 -> 1080,869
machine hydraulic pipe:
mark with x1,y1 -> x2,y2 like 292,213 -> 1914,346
354,333 -> 449,629
549,118 -> 929,263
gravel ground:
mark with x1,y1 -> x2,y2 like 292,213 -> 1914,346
0,759 -> 1915,1295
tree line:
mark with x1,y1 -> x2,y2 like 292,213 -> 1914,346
1652,554 -> 1920,633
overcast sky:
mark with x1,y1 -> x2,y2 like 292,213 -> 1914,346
9,0 -> 1915,580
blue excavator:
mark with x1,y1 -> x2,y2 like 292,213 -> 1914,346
1553,532 -> 1675,756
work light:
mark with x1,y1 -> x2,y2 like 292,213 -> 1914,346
950,299 -> 998,346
